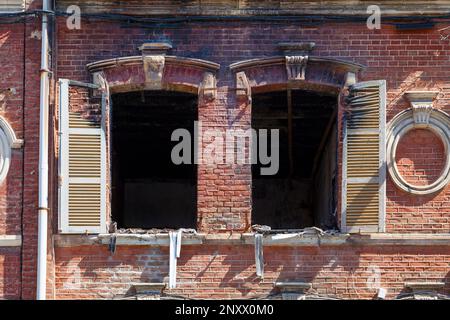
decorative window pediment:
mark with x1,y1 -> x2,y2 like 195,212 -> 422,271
86,42 -> 219,98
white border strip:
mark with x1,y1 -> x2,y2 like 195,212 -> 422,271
0,235 -> 22,247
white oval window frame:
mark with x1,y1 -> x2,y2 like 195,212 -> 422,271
387,108 -> 450,195
0,116 -> 23,184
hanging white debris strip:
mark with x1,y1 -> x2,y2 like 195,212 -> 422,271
176,229 -> 182,258
169,229 -> 187,289
168,231 -> 178,289
271,233 -> 297,240
255,233 -> 264,278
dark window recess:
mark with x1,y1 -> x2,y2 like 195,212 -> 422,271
252,90 -> 338,230
111,91 -> 197,229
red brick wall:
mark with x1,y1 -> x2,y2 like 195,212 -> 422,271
21,7 -> 42,298
50,18 -> 450,299
0,0 -> 45,300
0,248 -> 21,299
396,129 -> 445,186
56,19 -> 450,234
0,23 -> 24,235
1,7 -> 450,299
0,21 -> 25,299
54,244 -> 450,300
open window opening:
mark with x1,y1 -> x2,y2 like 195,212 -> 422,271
111,91 -> 197,230
252,90 -> 338,230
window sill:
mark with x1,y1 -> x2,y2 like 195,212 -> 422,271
53,232 -> 450,247
0,235 -> 22,247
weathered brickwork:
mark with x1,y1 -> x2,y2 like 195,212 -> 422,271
0,0 -> 449,299
0,248 -> 21,299
51,18 -> 449,299
0,21 -> 25,299
55,19 -> 450,234
54,244 -> 450,300
396,129 -> 445,187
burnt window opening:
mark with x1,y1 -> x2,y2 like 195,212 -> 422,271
252,90 -> 338,230
111,91 -> 197,230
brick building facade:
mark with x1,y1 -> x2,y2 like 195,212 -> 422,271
0,0 -> 449,299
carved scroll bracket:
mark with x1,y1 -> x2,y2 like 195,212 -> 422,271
285,56 -> 308,81
138,42 -> 172,90
404,91 -> 439,128
199,72 -> 217,104
278,42 -> 315,82
235,71 -> 251,105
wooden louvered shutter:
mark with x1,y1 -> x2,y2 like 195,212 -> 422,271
342,80 -> 386,233
59,79 -> 107,234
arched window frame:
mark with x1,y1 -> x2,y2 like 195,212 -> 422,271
0,116 -> 23,183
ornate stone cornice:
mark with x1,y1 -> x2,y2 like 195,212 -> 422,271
230,56 -> 364,73
87,55 -> 220,73
86,50 -> 219,94
230,56 -> 364,94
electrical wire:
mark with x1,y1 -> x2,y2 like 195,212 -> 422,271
1,9 -> 449,28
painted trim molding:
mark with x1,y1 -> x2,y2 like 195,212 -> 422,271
0,116 -> 23,149
0,235 -> 22,247
387,92 -> 450,195
87,55 -> 220,73
54,233 -> 450,247
229,55 -> 364,95
0,116 -> 23,184
230,56 -> 364,73
86,54 -> 220,95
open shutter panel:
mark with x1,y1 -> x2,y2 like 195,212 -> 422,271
59,79 -> 107,234
342,80 -> 386,233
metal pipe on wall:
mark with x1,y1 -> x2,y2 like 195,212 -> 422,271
37,0 -> 51,300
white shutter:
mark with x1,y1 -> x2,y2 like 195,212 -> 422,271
58,79 -> 107,234
342,80 -> 386,233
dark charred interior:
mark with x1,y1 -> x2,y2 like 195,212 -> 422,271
111,91 -> 197,229
252,90 -> 338,230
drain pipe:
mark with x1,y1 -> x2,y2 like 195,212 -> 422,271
37,0 -> 51,300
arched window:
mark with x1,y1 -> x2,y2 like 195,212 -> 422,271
0,116 -> 23,183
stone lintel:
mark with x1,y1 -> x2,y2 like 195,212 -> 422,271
130,283 -> 166,299
274,281 -> 312,293
278,42 -> 315,56
138,42 -> 172,55
404,282 -> 445,292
